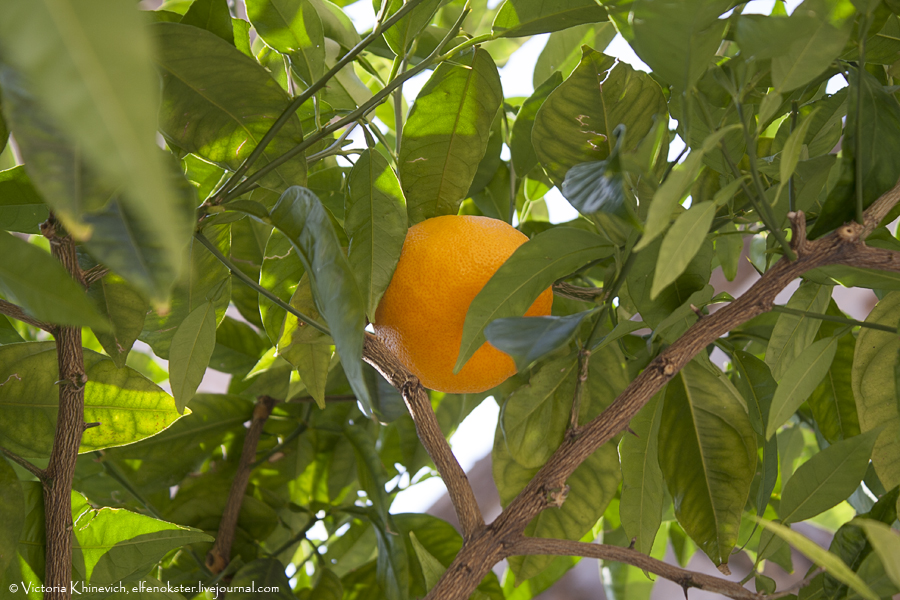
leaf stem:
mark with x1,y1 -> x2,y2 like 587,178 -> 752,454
209,0 -> 429,204
789,100 -> 798,213
193,232 -> 331,336
770,304 -> 893,333
855,16 -> 869,224
435,32 -> 495,63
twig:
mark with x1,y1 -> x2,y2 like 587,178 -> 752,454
508,538 -> 762,600
0,299 -> 54,332
552,282 -> 603,302
769,568 -> 824,599
194,232 -> 330,336
362,333 -> 485,539
206,395 -> 278,573
0,446 -> 48,483
40,217 -> 87,600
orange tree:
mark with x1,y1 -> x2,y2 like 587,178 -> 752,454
1,0 -> 900,599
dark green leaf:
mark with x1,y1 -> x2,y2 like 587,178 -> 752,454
779,428 -> 881,524
852,291 -> 900,490
230,216 -> 270,328
491,0 -> 608,37
619,393 -> 664,555
400,48 -> 503,225
456,227 -> 612,372
0,316 -> 23,344
767,336 -> 839,440
561,156 -> 629,223
345,149 -> 407,319
374,521 -> 409,600
808,310 -> 860,443
658,359 -> 757,567
182,0 -> 235,45
0,231 -> 107,329
853,518 -> 900,589
169,300 -> 218,413
485,310 -> 593,372
154,22 -> 308,192
0,343 -> 184,458
88,274 -> 149,368
532,49 -> 667,186
766,282 -> 831,380
268,187 -> 370,410
0,0 -> 189,272
229,559 -> 296,600
511,72 -> 563,175
731,349 -> 776,437
0,166 -> 48,234
0,457 -> 24,578
210,316 -> 269,376
246,0 -> 326,86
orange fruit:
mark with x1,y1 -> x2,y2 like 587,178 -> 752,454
373,215 -> 554,394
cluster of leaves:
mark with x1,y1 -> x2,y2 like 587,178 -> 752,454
0,0 -> 900,598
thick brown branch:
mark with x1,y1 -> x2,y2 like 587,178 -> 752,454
41,220 -> 86,600
206,395 -> 277,573
362,333 -> 485,539
509,538 -> 762,600
0,445 -> 48,483
0,298 -> 53,332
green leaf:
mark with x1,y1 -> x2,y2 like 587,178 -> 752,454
532,23 -> 617,90
140,224 -> 231,358
229,559 -> 296,600
153,22 -> 307,192
852,291 -> 900,489
619,393 -> 664,555
0,316 -> 24,345
409,532 -> 446,592
88,274 -> 149,368
169,300 -> 218,413
0,166 -> 48,234
380,0 -> 442,55
779,108 -> 820,186
259,229 -> 305,346
456,227 -> 612,373
309,0 -> 360,50
230,216 -> 269,328
853,518 -> 900,589
621,0 -> 731,90
268,187 -> 370,411
766,282 -> 831,380
485,310 -> 593,372
181,0 -> 235,45
491,0 -> 608,37
210,316 -> 269,376
246,0 -> 326,86
636,126 -> 739,250
651,201 -> 716,299
731,349 -> 776,437
399,48 -> 502,225
0,343 -> 185,458
292,344 -> 333,409
658,359 -> 757,567
0,457 -> 24,578
779,428 -> 881,524
532,50 -> 667,186
561,154 -> 631,224
511,73 -> 563,175
374,521 -> 409,600
811,66 -> 900,237
0,0 -> 189,273
500,355 -> 577,469
808,314 -> 860,444
754,517 -> 879,600
766,336 -> 839,440
70,492 -> 212,585
771,0 -> 854,93
345,149 -> 407,319
0,231 -> 106,329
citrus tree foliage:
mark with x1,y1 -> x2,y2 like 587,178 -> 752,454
1,0 -> 900,599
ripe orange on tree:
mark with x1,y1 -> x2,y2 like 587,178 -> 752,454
374,215 -> 553,394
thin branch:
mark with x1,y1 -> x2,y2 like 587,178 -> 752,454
552,282 -> 603,302
0,446 -> 48,482
769,568 -> 824,599
861,178 -> 900,236
207,395 -> 277,573
251,419 -> 308,469
770,304 -> 896,333
0,299 -> 53,332
194,232 -> 331,336
362,333 -> 485,539
509,538 -> 762,600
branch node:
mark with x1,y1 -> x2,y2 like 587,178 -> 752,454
83,422 -> 101,430
837,223 -> 861,243
544,485 -> 569,508
625,426 -> 638,437
628,537 -> 636,550
717,563 -> 732,576
690,304 -> 704,318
